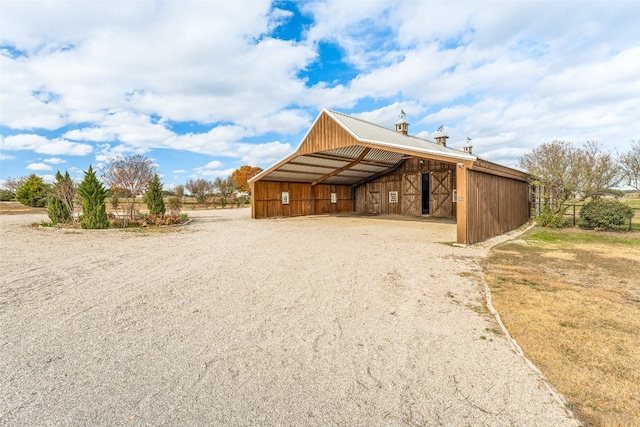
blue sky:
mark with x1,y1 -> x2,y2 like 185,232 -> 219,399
1,0 -> 639,188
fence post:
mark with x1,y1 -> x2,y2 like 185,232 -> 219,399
573,204 -> 576,226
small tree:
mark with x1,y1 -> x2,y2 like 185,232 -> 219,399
146,174 -> 166,215
185,178 -> 213,204
619,140 -> 640,192
47,171 -> 76,224
231,165 -> 263,194
15,174 -> 49,207
103,155 -> 156,219
577,140 -> 620,199
214,176 -> 236,208
78,165 -> 109,229
519,140 -> 580,214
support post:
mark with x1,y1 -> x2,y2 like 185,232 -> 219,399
456,163 -> 469,244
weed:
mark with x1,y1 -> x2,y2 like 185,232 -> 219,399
466,304 -> 486,314
559,321 -> 577,328
480,335 -> 487,340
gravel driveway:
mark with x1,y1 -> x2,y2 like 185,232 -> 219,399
0,209 -> 578,426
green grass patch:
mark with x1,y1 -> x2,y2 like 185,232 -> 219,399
524,228 -> 640,246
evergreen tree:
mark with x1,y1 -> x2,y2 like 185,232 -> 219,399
15,174 -> 49,207
146,174 -> 166,215
78,165 -> 109,229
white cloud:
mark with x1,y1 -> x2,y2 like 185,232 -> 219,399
200,168 -> 236,178
237,141 -> 293,166
1,134 -> 93,156
26,162 -> 52,171
44,157 -> 66,164
173,169 -> 185,174
1,0 -> 638,177
0,153 -> 16,161
201,160 -> 223,170
354,101 -> 424,130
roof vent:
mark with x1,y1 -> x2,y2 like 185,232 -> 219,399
395,109 -> 409,136
463,137 -> 473,155
435,125 -> 448,147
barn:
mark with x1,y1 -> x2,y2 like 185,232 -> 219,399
249,109 -> 530,245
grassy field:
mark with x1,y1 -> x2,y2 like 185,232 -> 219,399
482,227 -> 640,427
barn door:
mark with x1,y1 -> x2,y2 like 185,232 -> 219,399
402,173 -> 421,216
367,191 -> 380,214
430,171 -> 453,217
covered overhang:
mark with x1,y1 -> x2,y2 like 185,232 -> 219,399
249,108 -> 479,187
250,143 -> 477,188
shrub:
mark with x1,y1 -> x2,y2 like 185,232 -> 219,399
47,195 -> 68,224
0,189 -> 14,201
579,199 -> 634,230
535,206 -> 567,228
47,171 -> 75,224
15,174 -> 48,207
167,196 -> 182,214
78,166 -> 109,229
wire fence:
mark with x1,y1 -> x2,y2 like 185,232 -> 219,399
562,203 -> 640,230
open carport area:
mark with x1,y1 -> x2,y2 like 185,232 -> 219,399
0,209 -> 577,426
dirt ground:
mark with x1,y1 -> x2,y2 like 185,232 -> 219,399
0,209 -> 578,426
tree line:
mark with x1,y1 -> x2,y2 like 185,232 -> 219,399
3,155 -> 262,229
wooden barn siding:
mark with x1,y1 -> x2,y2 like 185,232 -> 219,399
465,169 -> 530,244
298,112 -> 360,155
252,181 -> 352,218
354,158 -> 457,216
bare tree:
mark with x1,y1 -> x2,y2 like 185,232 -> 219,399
185,178 -> 213,204
619,140 -> 640,191
519,140 -> 581,213
173,184 -> 185,199
4,176 -> 28,194
577,140 -> 620,198
103,155 -> 156,219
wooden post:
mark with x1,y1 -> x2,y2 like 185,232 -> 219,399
456,162 -> 469,244
250,181 -> 256,218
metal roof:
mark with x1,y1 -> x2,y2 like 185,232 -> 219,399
251,109 -> 476,186
325,109 -> 476,162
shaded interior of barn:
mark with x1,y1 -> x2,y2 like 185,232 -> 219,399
252,152 -> 459,219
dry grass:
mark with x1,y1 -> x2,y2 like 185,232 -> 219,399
0,201 -> 46,215
482,228 -> 640,427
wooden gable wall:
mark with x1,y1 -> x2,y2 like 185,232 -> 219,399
297,111 -> 360,155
